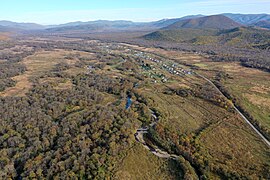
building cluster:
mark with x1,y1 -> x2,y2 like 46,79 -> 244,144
134,50 -> 193,76
92,45 -> 193,83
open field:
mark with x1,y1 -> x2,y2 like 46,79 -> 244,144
0,74 -> 31,97
0,49 -> 95,96
114,143 -> 182,180
187,60 -> 270,139
0,32 -> 10,40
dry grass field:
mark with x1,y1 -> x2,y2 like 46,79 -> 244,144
0,49 -> 95,96
193,61 -> 270,135
0,32 -> 10,40
114,143 -> 182,180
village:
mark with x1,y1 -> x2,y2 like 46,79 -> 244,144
131,48 -> 193,84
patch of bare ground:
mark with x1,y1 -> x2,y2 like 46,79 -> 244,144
0,33 -> 10,40
39,77 -> 74,90
0,74 -> 32,97
244,93 -> 270,108
250,85 -> 270,94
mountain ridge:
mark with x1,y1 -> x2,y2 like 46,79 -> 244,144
163,15 -> 243,30
0,20 -> 44,30
223,13 -> 270,25
252,20 -> 270,29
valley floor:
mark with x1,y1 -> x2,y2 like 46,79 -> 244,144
0,36 -> 269,179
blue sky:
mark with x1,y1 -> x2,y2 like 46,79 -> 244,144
1,0 -> 270,25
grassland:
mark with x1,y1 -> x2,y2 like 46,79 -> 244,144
190,60 -> 270,137
223,65 -> 270,129
116,44 -> 270,178
138,77 -> 269,178
114,143 -> 182,180
134,45 -> 270,137
0,32 -> 10,40
0,49 -> 93,96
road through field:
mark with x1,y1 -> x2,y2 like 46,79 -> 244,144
197,73 -> 270,147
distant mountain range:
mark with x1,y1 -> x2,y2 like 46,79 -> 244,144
45,20 -> 147,32
0,20 -> 44,30
44,15 -> 207,33
0,25 -> 15,32
0,13 -> 269,32
222,13 -> 270,25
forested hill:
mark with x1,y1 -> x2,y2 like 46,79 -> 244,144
142,27 -> 270,72
163,15 -> 242,30
144,27 -> 270,48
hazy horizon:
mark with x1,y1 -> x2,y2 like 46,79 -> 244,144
1,0 -> 270,25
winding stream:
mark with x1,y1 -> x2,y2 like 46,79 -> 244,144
134,111 -> 179,159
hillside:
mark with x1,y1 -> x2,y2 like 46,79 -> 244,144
0,32 -> 10,40
0,25 -> 15,32
0,25 -> 17,39
143,27 -> 270,48
143,29 -> 218,42
187,27 -> 270,48
223,13 -> 270,25
253,20 -> 270,29
164,15 -> 242,30
215,27 -> 270,46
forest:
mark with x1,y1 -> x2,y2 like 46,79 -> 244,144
0,47 -> 137,179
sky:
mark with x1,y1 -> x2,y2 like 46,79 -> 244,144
1,0 -> 270,25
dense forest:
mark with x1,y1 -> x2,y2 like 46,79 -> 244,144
0,56 -> 141,178
0,41 -> 134,178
